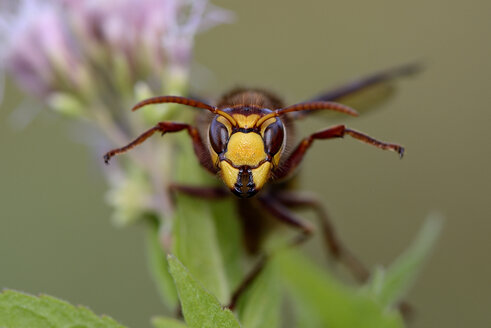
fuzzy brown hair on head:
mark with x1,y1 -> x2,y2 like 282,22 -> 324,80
217,88 -> 285,109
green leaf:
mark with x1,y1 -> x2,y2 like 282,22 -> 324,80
172,135 -> 230,303
152,316 -> 188,328
145,217 -> 178,308
0,289 -> 126,328
210,199 -> 244,290
276,251 -> 404,328
237,260 -> 281,328
167,255 -> 241,328
294,301 -> 325,328
364,214 -> 443,307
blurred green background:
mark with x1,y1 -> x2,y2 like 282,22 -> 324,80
1,0 -> 489,327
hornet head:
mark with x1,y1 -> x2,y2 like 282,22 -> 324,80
208,107 -> 286,198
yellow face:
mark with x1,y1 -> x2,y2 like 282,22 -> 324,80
219,132 -> 271,197
208,111 -> 285,198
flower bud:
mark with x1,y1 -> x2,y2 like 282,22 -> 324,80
105,165 -> 153,227
47,92 -> 86,118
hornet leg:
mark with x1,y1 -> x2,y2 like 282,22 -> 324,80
274,124 -> 404,180
103,121 -> 217,173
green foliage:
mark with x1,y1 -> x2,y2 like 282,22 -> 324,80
0,290 -> 126,328
276,251 -> 405,328
167,255 -> 241,328
209,199 -> 244,291
236,261 -> 281,328
152,316 -> 188,328
273,215 -> 442,328
154,209 -> 441,328
0,215 -> 441,328
146,217 -> 179,308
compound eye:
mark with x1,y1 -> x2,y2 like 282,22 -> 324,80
263,119 -> 284,156
209,119 -> 229,154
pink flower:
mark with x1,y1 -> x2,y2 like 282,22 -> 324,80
1,0 -> 233,101
1,1 -> 81,97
